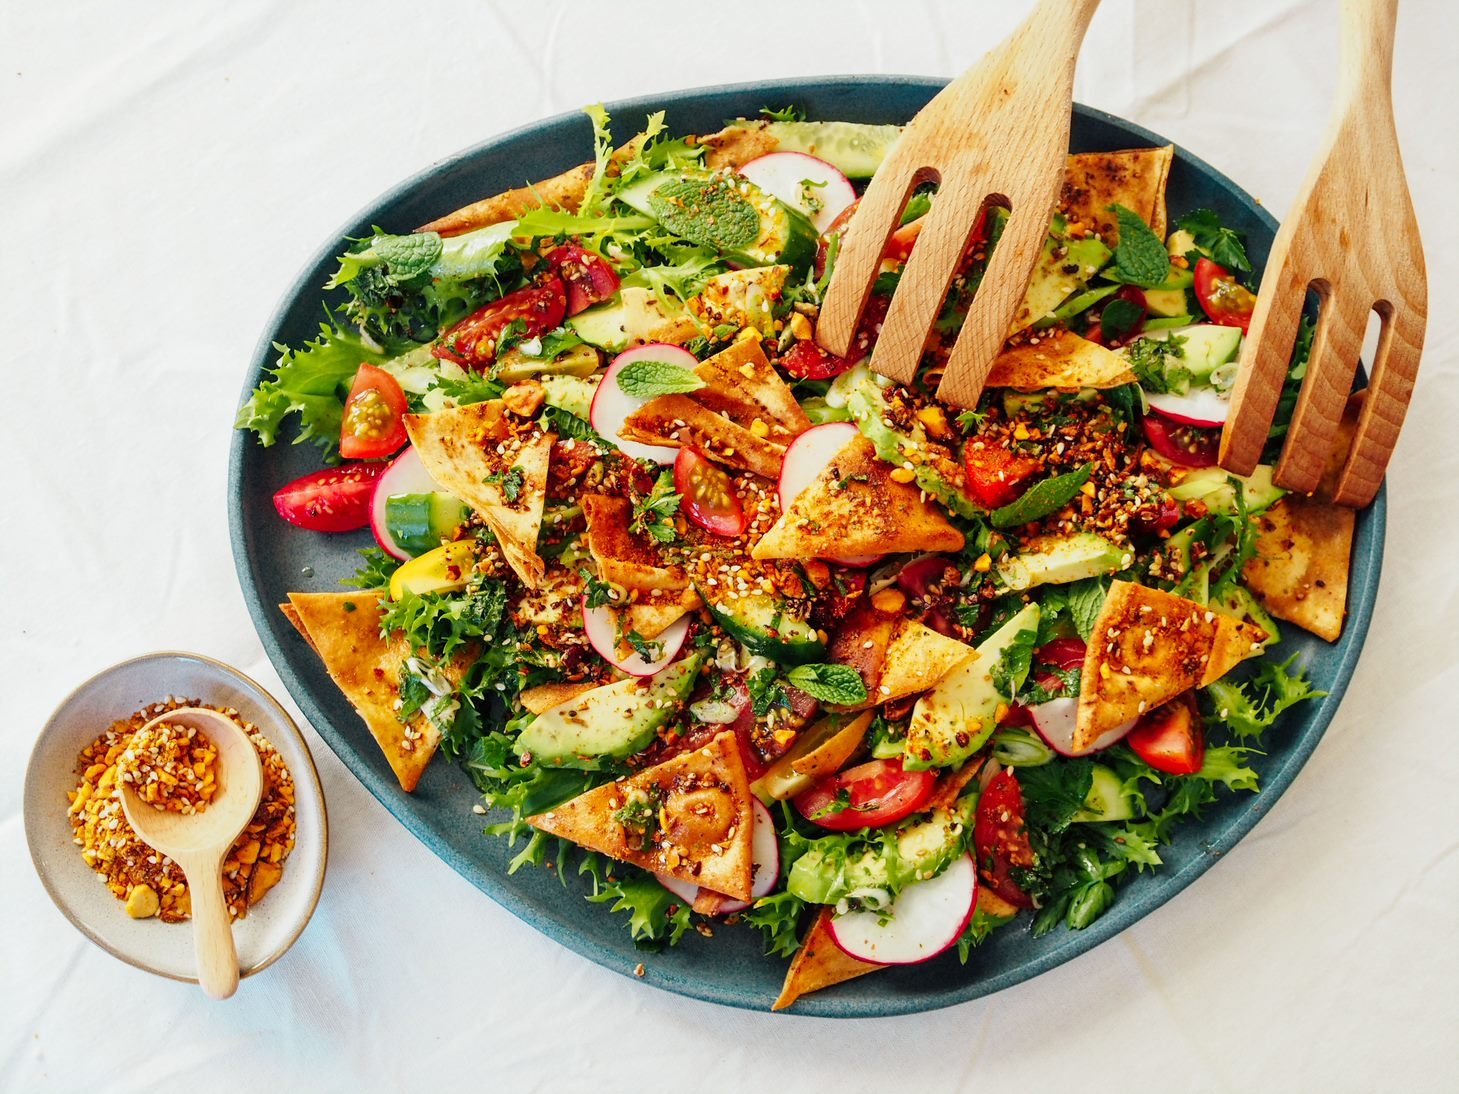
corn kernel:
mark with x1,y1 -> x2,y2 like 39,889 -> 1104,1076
787,312 -> 813,341
1080,481 -> 1097,497
1013,423 -> 1031,441
889,467 -> 916,484
871,588 -> 906,613
973,553 -> 993,573
916,406 -> 949,437
749,418 -> 770,439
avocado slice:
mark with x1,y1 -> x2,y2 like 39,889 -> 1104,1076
1011,235 -> 1113,334
1168,463 -> 1285,516
512,654 -> 703,769
540,374 -> 597,422
996,533 -> 1131,592
905,602 -> 1041,769
1133,324 -> 1242,384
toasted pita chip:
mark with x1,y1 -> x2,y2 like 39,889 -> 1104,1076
582,494 -> 689,593
405,401 -> 552,588
1075,581 -> 1266,748
279,603 -> 316,653
286,591 -> 456,792
1243,495 -> 1353,642
618,586 -> 703,640
699,122 -> 783,171
977,885 -> 1022,919
528,731 -> 755,900
1060,146 -> 1175,243
692,336 -> 811,442
753,435 -> 964,561
621,393 -> 785,480
518,681 -> 600,716
925,757 -> 985,813
772,906 -> 882,1011
873,621 -> 977,707
988,329 -> 1137,389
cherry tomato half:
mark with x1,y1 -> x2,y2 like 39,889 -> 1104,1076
973,768 -> 1036,909
339,363 -> 409,460
544,245 -> 620,315
673,447 -> 748,537
963,442 -> 1042,509
793,757 -> 936,831
1142,413 -> 1220,468
1193,257 -> 1256,332
1126,693 -> 1205,775
432,277 -> 567,369
272,461 -> 389,533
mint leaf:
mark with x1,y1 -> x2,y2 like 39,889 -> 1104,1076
616,359 -> 706,399
1100,296 -> 1144,342
989,463 -> 1093,528
648,176 -> 760,251
1175,208 -> 1251,273
1067,578 -> 1108,641
785,663 -> 867,706
990,627 -> 1039,700
1108,204 -> 1171,288
375,232 -> 443,281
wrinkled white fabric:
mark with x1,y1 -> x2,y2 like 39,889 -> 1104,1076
3,1 -> 1456,1090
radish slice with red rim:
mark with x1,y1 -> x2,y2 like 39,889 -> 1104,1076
1145,387 -> 1231,428
777,421 -> 883,567
655,873 -> 699,905
1028,696 -> 1137,756
581,598 -> 689,677
828,853 -> 978,966
370,446 -> 448,560
590,344 -> 696,465
738,152 -> 856,234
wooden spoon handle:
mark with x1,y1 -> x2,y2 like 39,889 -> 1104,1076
1340,0 -> 1398,102
183,854 -> 240,999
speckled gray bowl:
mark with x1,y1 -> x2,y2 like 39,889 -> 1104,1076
228,76 -> 1382,1016
25,652 -> 328,986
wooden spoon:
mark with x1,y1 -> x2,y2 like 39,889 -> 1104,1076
119,707 -> 263,999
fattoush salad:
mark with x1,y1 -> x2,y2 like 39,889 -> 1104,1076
238,106 -> 1355,1009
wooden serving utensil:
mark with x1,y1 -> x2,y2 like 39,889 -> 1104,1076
816,0 -> 1101,408
119,707 -> 263,1000
1219,0 -> 1426,507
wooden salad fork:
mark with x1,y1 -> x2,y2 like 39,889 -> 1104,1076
817,0 -> 1101,408
1219,0 -> 1425,507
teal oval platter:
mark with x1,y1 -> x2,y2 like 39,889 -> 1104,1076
228,76 -> 1383,1017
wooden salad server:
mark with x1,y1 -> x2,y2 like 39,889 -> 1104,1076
1219,0 -> 1426,507
119,707 -> 264,1000
816,0 -> 1101,408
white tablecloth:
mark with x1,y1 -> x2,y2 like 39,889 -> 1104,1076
5,2 -> 1456,1089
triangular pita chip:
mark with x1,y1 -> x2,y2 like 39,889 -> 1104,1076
925,756 -> 985,813
528,731 -> 754,900
518,680 -> 600,716
1060,146 -> 1175,243
286,591 -> 460,792
752,435 -> 964,561
404,401 -> 552,588
692,336 -> 810,443
618,586 -> 703,640
279,602 -> 316,653
988,329 -> 1137,389
621,393 -> 785,480
874,621 -> 977,706
772,906 -> 882,1011
582,494 -> 689,593
1075,581 -> 1266,748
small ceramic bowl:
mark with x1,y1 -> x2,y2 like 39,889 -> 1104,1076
24,651 -> 328,985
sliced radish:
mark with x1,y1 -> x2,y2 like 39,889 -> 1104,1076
590,344 -> 697,465
828,853 -> 978,966
656,798 -> 780,915
739,152 -> 856,234
370,446 -> 447,560
1028,697 -> 1137,757
582,598 -> 689,677
777,421 -> 883,567
1146,387 -> 1231,428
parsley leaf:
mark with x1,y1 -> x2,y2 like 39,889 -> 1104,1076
483,466 -> 525,502
784,663 -> 868,706
630,470 -> 681,544
615,358 -> 706,398
989,463 -> 1093,528
1108,204 -> 1172,288
748,667 -> 790,716
624,629 -> 664,663
990,627 -> 1039,700
580,568 -> 616,609
1175,208 -> 1252,273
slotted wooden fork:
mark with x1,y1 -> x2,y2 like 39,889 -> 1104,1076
1219,0 -> 1425,507
817,0 -> 1100,408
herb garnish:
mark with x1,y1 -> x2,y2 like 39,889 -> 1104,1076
989,463 -> 1093,529
784,663 -> 868,706
631,470 -> 681,544
615,359 -> 706,399
1108,203 -> 1171,287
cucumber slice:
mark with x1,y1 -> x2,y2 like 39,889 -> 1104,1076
703,591 -> 825,665
738,120 -> 903,179
1072,763 -> 1136,823
385,493 -> 469,558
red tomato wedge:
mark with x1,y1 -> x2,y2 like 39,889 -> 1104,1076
973,768 -> 1036,908
781,339 -> 855,380
432,278 -> 567,369
1127,694 -> 1205,775
673,447 -> 748,537
1142,413 -> 1220,468
793,757 -> 936,832
1193,257 -> 1256,332
273,462 -> 389,533
339,363 -> 409,460
544,245 -> 620,315
963,442 -> 1042,509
